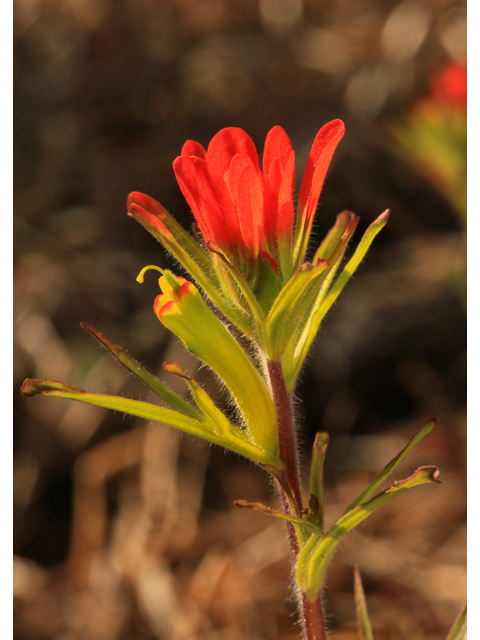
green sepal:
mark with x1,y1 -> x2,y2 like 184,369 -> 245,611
163,361 -> 233,438
280,249 -> 345,388
129,199 -> 252,335
80,323 -> 198,420
207,241 -> 268,345
234,500 -> 323,536
297,466 -> 441,596
265,259 -> 329,360
344,418 -> 436,513
128,192 -> 214,275
156,279 -> 278,455
445,603 -> 467,640
313,211 -> 359,263
308,432 -> 329,530
354,565 -> 375,640
280,213 -> 358,389
20,378 -> 280,466
284,210 -> 389,391
254,252 -> 283,317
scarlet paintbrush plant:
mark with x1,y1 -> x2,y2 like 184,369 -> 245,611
21,121 -> 454,639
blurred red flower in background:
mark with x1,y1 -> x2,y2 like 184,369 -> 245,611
429,62 -> 467,107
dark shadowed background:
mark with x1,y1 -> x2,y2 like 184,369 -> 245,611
14,1 -> 466,638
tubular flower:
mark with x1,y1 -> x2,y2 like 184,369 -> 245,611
137,266 -> 279,453
128,120 -> 344,294
128,122 -> 388,373
173,120 -> 344,280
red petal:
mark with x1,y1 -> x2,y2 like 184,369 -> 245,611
298,120 -> 345,222
181,140 -> 207,159
173,156 -> 240,249
128,202 -> 171,237
267,158 -> 282,196
128,191 -> 166,219
163,361 -> 185,377
277,151 -> 295,238
263,126 -> 293,177
207,127 -> 260,177
179,281 -> 195,300
263,158 -> 282,238
229,153 -> 264,254
154,294 -> 174,319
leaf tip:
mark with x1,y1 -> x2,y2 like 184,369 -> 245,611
163,361 -> 186,378
378,209 -> 390,223
313,431 -> 329,447
80,322 -> 95,335
20,378 -> 38,397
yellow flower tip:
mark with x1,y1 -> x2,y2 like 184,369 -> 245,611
163,361 -> 187,379
136,264 -> 164,284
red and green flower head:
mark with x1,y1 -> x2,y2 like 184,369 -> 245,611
128,120 -> 344,289
128,122 -> 387,370
173,120 -> 344,279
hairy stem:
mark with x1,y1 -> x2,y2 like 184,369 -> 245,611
301,593 -> 327,640
267,359 -> 303,513
267,359 -> 327,640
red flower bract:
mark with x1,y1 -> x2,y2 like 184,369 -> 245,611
173,120 -> 345,275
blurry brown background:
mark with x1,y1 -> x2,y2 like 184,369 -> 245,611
13,1 -> 466,639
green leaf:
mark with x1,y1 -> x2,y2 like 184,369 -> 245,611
284,211 -> 388,391
163,362 -> 234,438
80,323 -> 199,420
20,378 -> 280,467
281,214 -> 358,390
281,249 -> 345,389
207,242 -> 268,346
266,259 -> 329,360
313,211 -> 359,263
308,432 -> 329,529
156,280 -> 279,454
234,500 -> 323,536
297,466 -> 441,596
445,603 -> 467,640
254,252 -> 283,316
354,566 -> 375,640
344,418 -> 437,513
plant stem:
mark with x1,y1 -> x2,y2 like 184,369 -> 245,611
266,359 -> 328,640
266,360 -> 303,513
301,593 -> 327,640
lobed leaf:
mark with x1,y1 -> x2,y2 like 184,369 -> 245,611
20,378 -> 280,467
285,211 -> 388,391
297,466 -> 441,596
163,362 -> 233,438
344,418 -> 437,513
80,323 -> 199,420
234,500 -> 323,536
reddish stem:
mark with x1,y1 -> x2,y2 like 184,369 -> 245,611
301,593 -> 327,640
267,359 -> 327,640
267,360 -> 303,513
